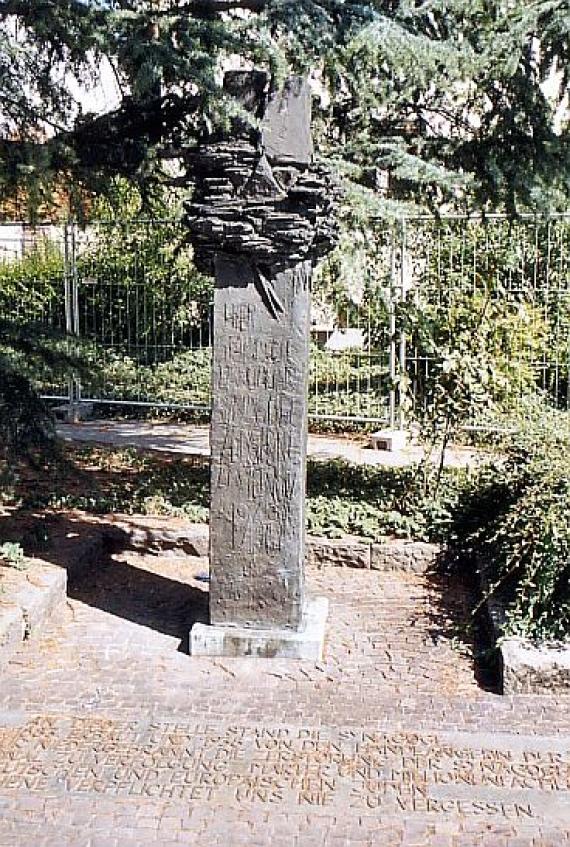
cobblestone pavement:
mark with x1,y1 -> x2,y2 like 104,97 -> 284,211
57,420 -> 485,468
0,546 -> 569,846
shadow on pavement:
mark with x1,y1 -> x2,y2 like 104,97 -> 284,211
68,555 -> 209,653
0,509 -> 209,652
420,566 -> 501,694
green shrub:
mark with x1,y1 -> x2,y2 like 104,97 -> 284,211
448,409 -> 570,641
0,366 -> 56,455
308,344 -> 388,426
79,343 -> 390,427
83,348 -> 212,408
402,285 -> 549,434
0,243 -> 64,320
75,221 -> 213,352
0,243 -> 85,462
400,217 -> 569,427
306,458 -> 474,541
0,312 -> 88,465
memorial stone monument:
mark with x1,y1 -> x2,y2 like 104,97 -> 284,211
185,71 -> 337,658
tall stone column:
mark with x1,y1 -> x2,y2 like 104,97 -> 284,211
185,72 -> 337,658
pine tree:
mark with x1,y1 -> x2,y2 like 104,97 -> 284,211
0,0 -> 568,216
0,1 -> 568,457
0,316 -> 86,457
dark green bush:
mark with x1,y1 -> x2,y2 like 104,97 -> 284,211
0,316 -> 87,463
0,243 -> 64,321
0,367 -> 55,455
448,409 -> 570,641
308,459 -> 473,542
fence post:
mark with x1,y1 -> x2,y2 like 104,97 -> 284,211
388,220 -> 407,432
398,219 -> 407,430
63,222 -> 81,421
388,229 -> 397,429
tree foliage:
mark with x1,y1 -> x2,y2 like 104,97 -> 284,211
0,242 -> 88,458
0,0 -> 568,216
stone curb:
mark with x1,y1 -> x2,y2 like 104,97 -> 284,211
5,564 -> 66,639
482,573 -> 570,695
0,525 -> 105,670
0,563 -> 65,667
306,535 -> 372,569
307,535 -> 441,572
101,515 -> 210,558
99,516 -> 441,573
370,539 -> 440,573
500,637 -> 570,694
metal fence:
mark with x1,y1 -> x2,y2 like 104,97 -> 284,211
400,214 -> 570,424
0,214 -> 568,428
0,219 -> 214,411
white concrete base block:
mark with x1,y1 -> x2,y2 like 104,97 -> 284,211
500,637 -> 570,694
369,429 -> 407,452
189,596 -> 328,660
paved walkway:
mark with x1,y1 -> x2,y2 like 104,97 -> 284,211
57,421 -> 485,468
0,539 -> 568,846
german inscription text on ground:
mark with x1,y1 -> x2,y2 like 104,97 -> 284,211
0,549 -> 569,845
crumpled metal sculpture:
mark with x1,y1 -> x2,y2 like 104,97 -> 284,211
184,71 -> 338,283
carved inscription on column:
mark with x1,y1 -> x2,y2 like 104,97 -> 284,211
209,255 -> 311,629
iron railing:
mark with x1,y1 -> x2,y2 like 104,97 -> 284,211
399,214 -> 570,424
0,214 -> 568,428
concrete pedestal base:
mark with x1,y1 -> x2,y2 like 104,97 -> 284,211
369,429 -> 407,452
189,597 -> 328,660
